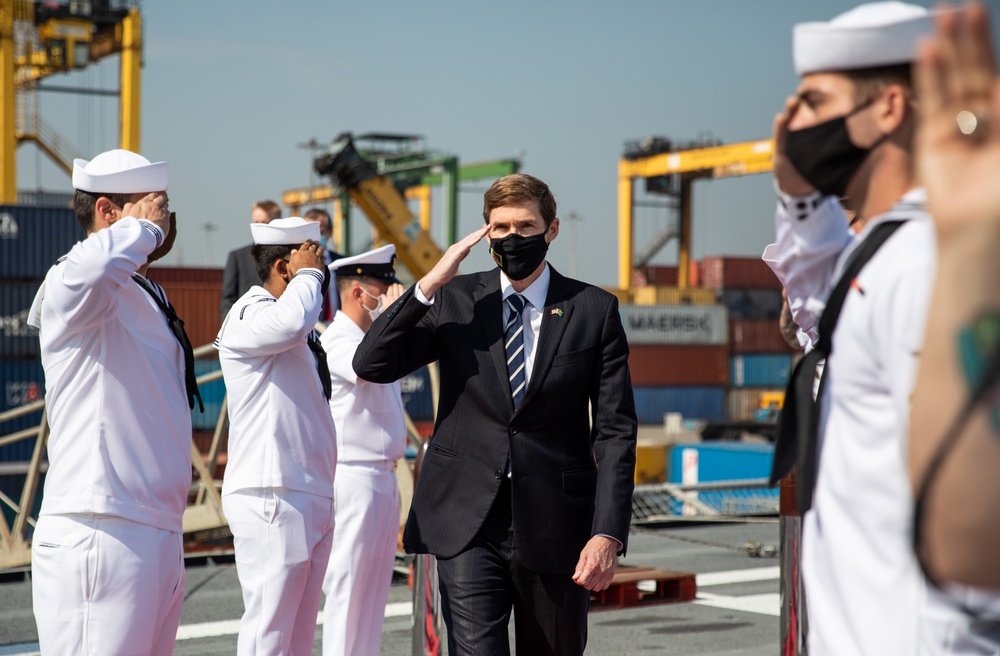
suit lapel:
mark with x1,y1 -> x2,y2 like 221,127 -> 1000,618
475,271 -> 516,412
518,268 -> 573,411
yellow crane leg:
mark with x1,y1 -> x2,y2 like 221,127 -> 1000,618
0,1 -> 16,203
617,174 -> 634,291
677,176 -> 692,290
119,8 -> 141,152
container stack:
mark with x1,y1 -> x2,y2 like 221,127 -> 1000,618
146,267 -> 226,433
698,256 -> 796,423
0,205 -> 83,518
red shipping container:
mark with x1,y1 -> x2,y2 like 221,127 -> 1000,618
634,261 -> 702,288
148,266 -> 223,287
729,319 -> 799,353
628,345 -> 729,386
701,256 -> 782,290
156,283 -> 224,349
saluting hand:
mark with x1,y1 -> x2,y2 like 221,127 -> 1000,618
772,96 -> 816,197
916,0 -> 1000,243
123,192 -> 172,239
417,224 -> 490,299
288,240 -> 326,277
384,282 -> 405,305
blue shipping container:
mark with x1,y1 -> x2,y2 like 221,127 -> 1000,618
632,386 -> 726,423
666,442 -> 779,514
401,366 -> 434,421
0,205 -> 83,280
0,281 -> 43,358
720,289 -> 784,321
193,358 -> 226,431
668,442 -> 775,483
730,354 -> 793,388
0,360 -> 45,462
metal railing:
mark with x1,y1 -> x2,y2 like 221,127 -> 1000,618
632,478 -> 779,524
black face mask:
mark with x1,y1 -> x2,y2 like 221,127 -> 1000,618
784,98 -> 887,198
489,232 -> 549,281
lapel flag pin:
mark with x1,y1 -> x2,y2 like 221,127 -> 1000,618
551,308 -> 564,317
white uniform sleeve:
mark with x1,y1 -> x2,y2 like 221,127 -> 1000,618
222,268 -> 324,356
45,217 -> 163,329
762,190 -> 852,345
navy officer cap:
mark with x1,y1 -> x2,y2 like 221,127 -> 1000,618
330,244 -> 401,284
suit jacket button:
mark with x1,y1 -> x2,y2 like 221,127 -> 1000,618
509,427 -> 518,435
494,471 -> 502,480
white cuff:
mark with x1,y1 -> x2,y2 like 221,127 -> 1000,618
414,282 -> 435,306
135,219 -> 164,249
595,533 -> 623,551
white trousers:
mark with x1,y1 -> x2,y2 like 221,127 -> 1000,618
224,487 -> 335,656
31,513 -> 184,656
322,463 -> 400,656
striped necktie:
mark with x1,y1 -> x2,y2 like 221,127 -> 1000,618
505,294 -> 527,408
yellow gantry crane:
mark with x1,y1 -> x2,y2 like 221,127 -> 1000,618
1,0 -> 143,203
618,138 -> 775,290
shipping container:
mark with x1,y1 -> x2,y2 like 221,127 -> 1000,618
156,283 -> 225,349
629,345 -> 728,386
620,305 -> 728,346
720,288 -> 784,321
192,358 -> 226,431
147,267 -> 224,287
701,256 -> 782,290
668,442 -> 775,483
730,354 -> 793,388
632,386 -> 726,423
634,261 -> 702,288
0,359 -> 44,462
727,388 -> 786,422
401,366 -> 435,422
0,205 -> 82,280
0,282 -> 43,358
729,319 -> 798,353
633,286 -> 718,306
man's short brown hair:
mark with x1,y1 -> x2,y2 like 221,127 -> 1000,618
482,174 -> 557,228
72,190 -> 133,233
254,199 -> 282,222
845,63 -> 913,104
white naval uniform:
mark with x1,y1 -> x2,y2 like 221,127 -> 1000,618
28,217 -> 190,656
764,189 -> 1000,655
320,310 -> 407,656
216,268 -> 338,656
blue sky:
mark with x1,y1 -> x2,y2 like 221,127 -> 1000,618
17,0 -> 997,287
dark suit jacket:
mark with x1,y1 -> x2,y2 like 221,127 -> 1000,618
220,245 -> 259,321
353,266 -> 637,574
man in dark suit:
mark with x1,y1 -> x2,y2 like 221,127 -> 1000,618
219,199 -> 281,321
303,206 -> 344,320
354,173 -> 637,655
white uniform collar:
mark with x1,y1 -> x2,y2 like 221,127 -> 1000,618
331,309 -> 366,340
500,262 -> 550,311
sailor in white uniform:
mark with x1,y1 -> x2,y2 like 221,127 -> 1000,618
764,3 -> 1000,654
27,150 -> 195,655
216,218 -> 338,656
320,245 -> 406,656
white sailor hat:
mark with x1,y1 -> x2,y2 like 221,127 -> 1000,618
251,217 -> 321,245
793,2 -> 935,76
330,244 -> 400,283
72,149 -> 169,194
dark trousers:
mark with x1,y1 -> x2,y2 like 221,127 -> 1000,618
436,478 -> 590,656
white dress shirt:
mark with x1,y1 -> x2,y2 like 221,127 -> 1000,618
216,270 -> 337,498
29,217 -> 192,533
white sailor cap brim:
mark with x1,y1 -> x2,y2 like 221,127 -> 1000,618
72,149 -> 169,194
793,2 -> 935,76
251,217 -> 321,245
330,244 -> 400,283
